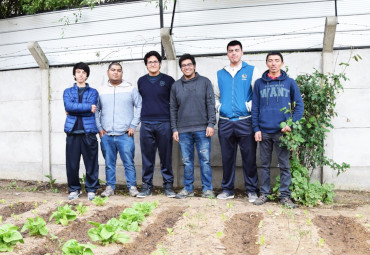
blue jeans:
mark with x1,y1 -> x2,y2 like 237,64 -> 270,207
179,131 -> 213,192
259,132 -> 291,198
100,134 -> 137,189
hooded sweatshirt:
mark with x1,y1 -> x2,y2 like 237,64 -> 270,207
95,80 -> 142,135
170,73 -> 216,133
252,70 -> 304,133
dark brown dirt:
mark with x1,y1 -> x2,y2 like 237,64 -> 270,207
0,202 -> 35,221
313,215 -> 370,255
221,212 -> 263,255
116,207 -> 186,255
24,205 -> 127,255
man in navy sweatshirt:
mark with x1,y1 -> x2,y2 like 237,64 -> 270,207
252,52 -> 304,208
136,51 -> 176,198
170,54 -> 216,199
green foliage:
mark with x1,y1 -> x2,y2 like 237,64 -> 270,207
45,174 -> 58,193
62,239 -> 96,255
21,216 -> 48,236
0,224 -> 24,252
131,201 -> 158,216
92,196 -> 108,206
87,218 -> 130,245
49,204 -> 77,226
76,202 -> 88,215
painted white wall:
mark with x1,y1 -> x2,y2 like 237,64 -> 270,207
0,49 -> 369,190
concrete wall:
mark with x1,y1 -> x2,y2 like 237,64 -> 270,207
0,49 -> 369,190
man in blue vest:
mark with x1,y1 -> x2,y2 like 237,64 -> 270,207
215,40 -> 259,202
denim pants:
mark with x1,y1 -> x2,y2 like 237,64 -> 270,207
259,132 -> 291,198
100,134 -> 137,189
218,118 -> 258,194
140,122 -> 174,190
179,130 -> 213,192
66,134 -> 100,193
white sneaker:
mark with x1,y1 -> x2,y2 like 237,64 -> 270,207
248,193 -> 258,203
129,186 -> 139,197
68,190 -> 81,200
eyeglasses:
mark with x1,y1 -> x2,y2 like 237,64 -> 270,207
181,63 -> 194,69
147,61 -> 159,65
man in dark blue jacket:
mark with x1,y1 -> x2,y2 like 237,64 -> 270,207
137,51 -> 176,198
252,52 -> 304,208
63,62 -> 100,201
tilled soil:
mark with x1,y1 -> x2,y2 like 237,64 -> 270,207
0,180 -> 369,255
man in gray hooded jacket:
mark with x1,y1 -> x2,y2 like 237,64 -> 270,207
170,54 -> 216,199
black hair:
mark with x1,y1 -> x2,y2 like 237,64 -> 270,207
108,62 -> 122,70
73,62 -> 90,78
266,51 -> 284,62
227,40 -> 243,51
179,53 -> 196,68
144,51 -> 162,65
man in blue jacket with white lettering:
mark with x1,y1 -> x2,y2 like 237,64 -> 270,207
63,62 -> 100,201
215,40 -> 259,202
252,52 -> 304,208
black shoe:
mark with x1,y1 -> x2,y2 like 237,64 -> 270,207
253,194 -> 269,205
164,188 -> 176,198
280,197 -> 297,209
137,188 -> 152,198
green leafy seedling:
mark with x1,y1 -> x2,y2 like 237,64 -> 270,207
318,238 -> 324,248
92,196 -> 108,206
0,224 -> 24,252
216,231 -> 223,239
166,228 -> 174,235
355,214 -> 363,219
62,239 -> 96,255
306,218 -> 312,226
21,216 -> 48,236
255,235 -> 265,245
76,202 -> 88,215
0,199 -> 5,204
258,220 -> 263,229
49,204 -> 77,226
226,203 -> 233,209
88,218 -> 130,245
0,216 -> 2,224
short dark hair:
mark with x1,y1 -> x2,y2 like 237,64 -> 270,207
227,40 -> 243,51
73,62 -> 90,78
266,51 -> 284,62
108,62 -> 122,70
179,53 -> 196,68
144,51 -> 162,65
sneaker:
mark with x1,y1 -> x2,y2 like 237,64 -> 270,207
216,191 -> 234,200
280,197 -> 297,209
68,190 -> 81,200
253,194 -> 269,205
101,186 -> 114,197
247,192 -> 258,203
129,186 -> 139,197
164,188 -> 176,198
202,190 -> 215,199
87,192 -> 96,201
175,189 -> 194,199
137,188 -> 152,198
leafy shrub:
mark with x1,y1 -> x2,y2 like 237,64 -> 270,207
49,204 -> 77,226
88,218 -> 130,245
0,224 -> 24,252
21,216 -> 48,236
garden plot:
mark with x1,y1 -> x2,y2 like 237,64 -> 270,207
0,180 -> 369,255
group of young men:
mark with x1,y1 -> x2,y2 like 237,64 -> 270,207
63,40 -> 304,208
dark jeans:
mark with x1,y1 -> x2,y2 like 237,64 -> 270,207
66,133 -> 100,193
218,118 -> 258,193
259,132 -> 291,198
140,122 -> 174,189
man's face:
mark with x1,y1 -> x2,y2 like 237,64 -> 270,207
107,64 -> 123,83
74,68 -> 88,84
266,55 -> 284,74
146,55 -> 161,75
180,59 -> 196,79
227,45 -> 243,65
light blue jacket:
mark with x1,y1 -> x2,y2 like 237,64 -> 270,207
95,80 -> 142,135
216,62 -> 256,120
